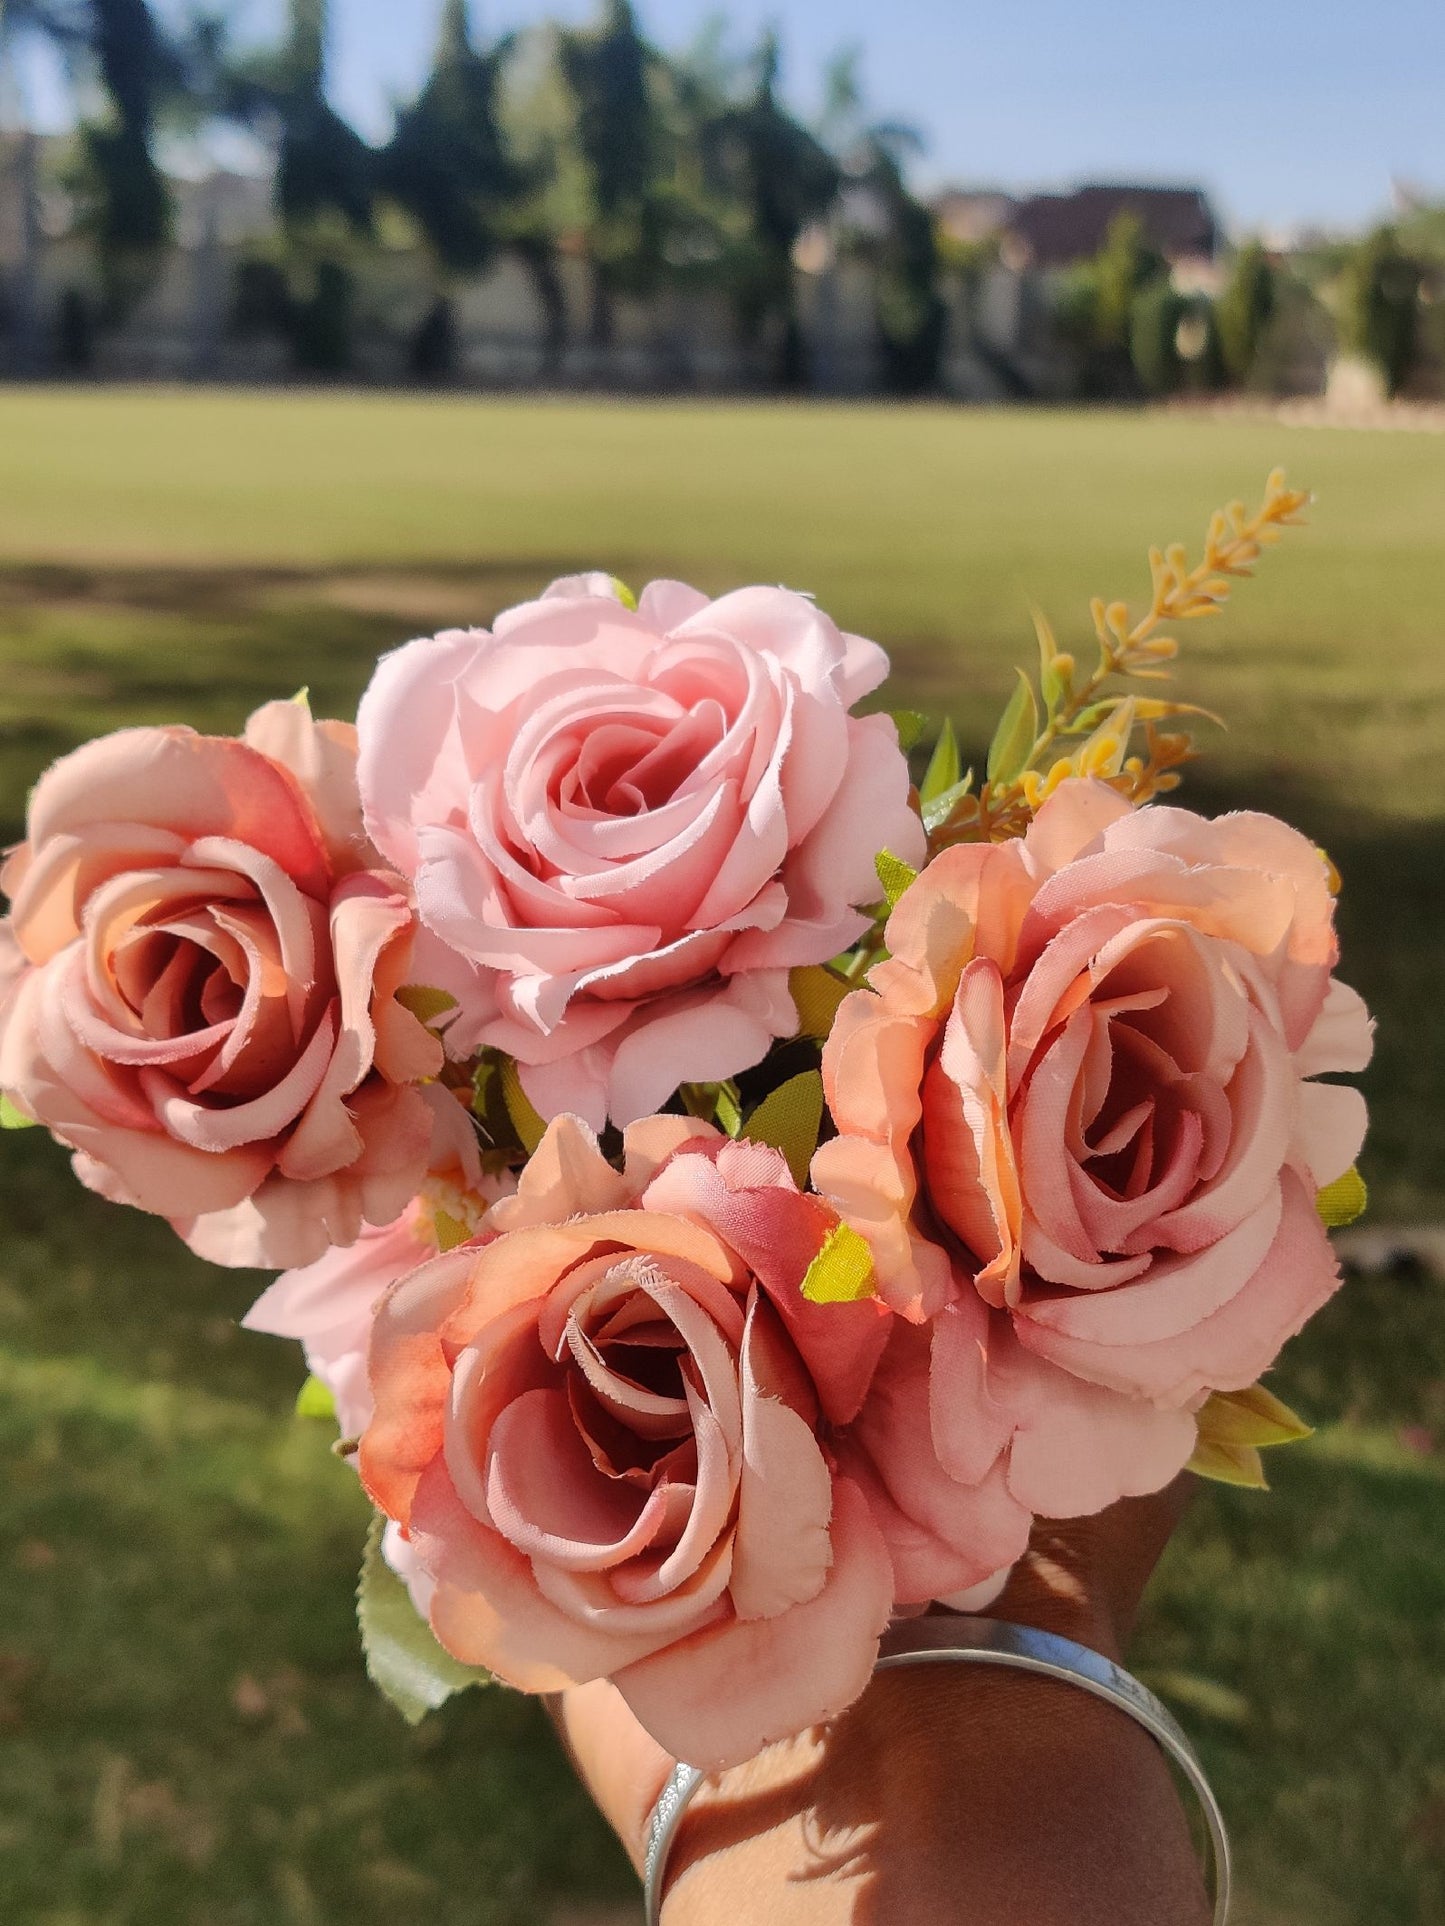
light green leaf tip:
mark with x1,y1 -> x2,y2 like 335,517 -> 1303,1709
889,708 -> 930,753
500,1058 -> 547,1156
396,984 -> 458,1027
357,1513 -> 490,1725
294,1374 -> 337,1421
0,1093 -> 37,1130
920,718 -> 961,806
1189,1381 -> 1314,1489
431,1208 -> 471,1254
1186,1435 -> 1270,1489
610,578 -> 639,610
1196,1383 -> 1313,1450
740,1071 -> 825,1189
986,669 -> 1040,785
921,771 -> 975,835
874,848 -> 919,912
801,1222 -> 877,1305
1317,1165 -> 1368,1229
714,1084 -> 743,1137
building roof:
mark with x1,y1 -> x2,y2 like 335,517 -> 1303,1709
1005,184 -> 1219,269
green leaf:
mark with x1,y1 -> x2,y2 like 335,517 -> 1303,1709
294,1374 -> 337,1421
290,686 -> 311,709
1187,1435 -> 1269,1489
431,1208 -> 471,1253
500,1058 -> 547,1157
1032,608 -> 1073,712
357,1514 -> 489,1725
610,577 -> 639,611
801,1221 -> 877,1305
790,964 -> 852,1041
1317,1165 -> 1368,1229
920,719 -> 961,806
0,1093 -> 37,1130
874,848 -> 919,911
1196,1383 -> 1313,1452
396,984 -> 458,1027
714,1084 -> 743,1137
986,670 -> 1040,786
889,708 -> 930,753
921,771 -> 975,835
740,1071 -> 825,1189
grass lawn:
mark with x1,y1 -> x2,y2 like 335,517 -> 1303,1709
0,390 -> 1442,1925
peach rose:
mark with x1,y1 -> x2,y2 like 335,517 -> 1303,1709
0,701 -> 445,1268
360,1115 -> 895,1769
356,576 -> 925,1129
814,780 -> 1372,1519
244,1092 -> 509,1439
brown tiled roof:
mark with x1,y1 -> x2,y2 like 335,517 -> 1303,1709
1006,184 -> 1219,268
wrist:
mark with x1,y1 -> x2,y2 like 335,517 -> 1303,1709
661,1649 -> 1209,1926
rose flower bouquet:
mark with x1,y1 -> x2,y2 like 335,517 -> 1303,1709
0,471 -> 1371,1788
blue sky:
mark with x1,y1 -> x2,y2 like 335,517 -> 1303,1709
14,1 -> 1445,236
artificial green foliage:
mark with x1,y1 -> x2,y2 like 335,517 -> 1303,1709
986,669 -> 1039,784
801,1220 -> 876,1304
1317,1166 -> 1369,1229
357,1514 -> 490,1725
294,1373 -> 338,1420
500,1058 -> 547,1156
739,1070 -> 824,1187
874,848 -> 918,910
920,716 -> 961,805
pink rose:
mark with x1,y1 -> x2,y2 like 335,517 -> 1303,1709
0,701 -> 445,1268
356,576 -> 925,1128
360,1115 -> 895,1769
814,780 -> 1372,1519
244,1093 -> 510,1441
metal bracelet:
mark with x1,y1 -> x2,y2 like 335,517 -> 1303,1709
641,1614 -> 1230,1926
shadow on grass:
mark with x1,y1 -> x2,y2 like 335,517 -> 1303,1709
0,1130 -> 638,1926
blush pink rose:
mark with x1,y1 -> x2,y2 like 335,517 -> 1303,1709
360,1114 -> 895,1769
0,701 -> 446,1268
355,576 -> 925,1129
243,1090 -> 508,1440
813,780 -> 1372,1520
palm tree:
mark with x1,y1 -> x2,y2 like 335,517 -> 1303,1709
378,0 -> 522,380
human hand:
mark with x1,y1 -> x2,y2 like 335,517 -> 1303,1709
549,1478 -> 1207,1923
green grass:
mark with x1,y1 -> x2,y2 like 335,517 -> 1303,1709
1,390 -> 1443,1924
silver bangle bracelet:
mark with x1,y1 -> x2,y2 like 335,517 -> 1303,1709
642,1614 -> 1231,1926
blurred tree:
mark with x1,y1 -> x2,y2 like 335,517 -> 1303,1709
220,0 -> 374,374
1215,240 -> 1276,388
1128,277 -> 1187,396
822,53 -> 944,394
1055,211 -> 1167,397
5,0 -> 178,319
76,0 -> 175,316
713,29 -> 838,386
378,0 -> 523,381
229,0 -> 372,236
1342,226 -> 1424,398
558,0 -> 665,347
